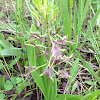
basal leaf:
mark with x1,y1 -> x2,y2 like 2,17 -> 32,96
55,94 -> 83,100
11,77 -> 16,85
0,93 -> 5,99
81,90 -> 100,100
4,80 -> 13,90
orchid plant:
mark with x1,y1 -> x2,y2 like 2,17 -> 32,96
25,0 -> 72,100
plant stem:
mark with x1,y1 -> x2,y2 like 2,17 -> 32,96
46,15 -> 51,60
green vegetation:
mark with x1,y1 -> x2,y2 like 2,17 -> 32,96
0,0 -> 100,100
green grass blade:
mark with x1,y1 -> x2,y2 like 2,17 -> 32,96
81,0 -> 90,27
97,0 -> 100,25
81,8 -> 100,48
78,0 -> 90,45
73,1 -> 77,49
61,0 -> 71,40
79,56 -> 100,84
67,58 -> 79,93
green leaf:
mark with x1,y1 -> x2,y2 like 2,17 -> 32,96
67,58 -> 79,92
81,0 -> 90,27
81,8 -> 100,48
53,8 -> 57,18
71,81 -> 78,94
0,76 -> 5,90
18,83 -> 23,88
0,33 -> 5,40
23,91 -> 33,100
55,94 -> 83,100
4,80 -> 13,90
16,77 -> 23,84
86,81 -> 94,86
30,4 -> 38,15
23,80 -> 28,87
79,56 -> 100,84
81,90 -> 100,100
70,0 -> 73,8
30,10 -> 41,23
11,77 -> 16,85
70,58 -> 79,78
0,93 -> 5,99
0,62 -> 4,69
0,48 -> 22,58
61,0 -> 71,39
97,0 -> 100,25
9,58 -> 20,68
32,0 -> 42,12
73,1 -> 77,49
16,87 -> 22,94
0,40 -> 9,49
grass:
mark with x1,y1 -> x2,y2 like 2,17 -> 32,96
0,0 -> 100,100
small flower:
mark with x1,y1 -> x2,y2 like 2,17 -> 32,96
59,70 -> 71,79
42,66 -> 52,78
51,46 -> 62,58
